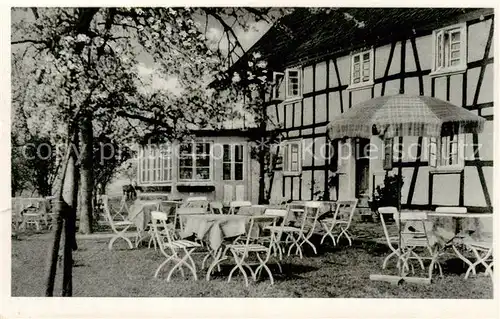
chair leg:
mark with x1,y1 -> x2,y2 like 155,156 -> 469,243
337,227 -> 352,246
228,250 -> 249,287
466,247 -> 492,279
108,226 -> 133,250
154,255 -> 175,278
452,245 -> 476,278
320,222 -> 336,246
382,249 -> 400,269
255,252 -> 274,285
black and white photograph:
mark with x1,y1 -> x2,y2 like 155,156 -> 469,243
3,3 -> 499,317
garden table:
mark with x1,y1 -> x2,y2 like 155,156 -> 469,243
181,214 -> 247,251
128,200 -> 161,232
398,210 -> 492,276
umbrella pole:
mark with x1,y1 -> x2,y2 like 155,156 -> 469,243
397,170 -> 403,277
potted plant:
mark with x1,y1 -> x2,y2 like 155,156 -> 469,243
368,174 -> 404,222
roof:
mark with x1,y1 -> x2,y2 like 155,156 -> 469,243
232,7 -> 491,72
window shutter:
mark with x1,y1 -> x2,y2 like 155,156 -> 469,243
429,137 -> 437,167
383,138 -> 393,170
272,72 -> 284,99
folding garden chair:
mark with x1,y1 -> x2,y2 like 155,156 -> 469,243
183,196 -> 209,209
101,195 -> 138,250
397,210 -> 443,279
19,198 -> 45,231
150,211 -> 201,281
281,201 -> 322,259
462,216 -> 493,280
209,201 -> 224,214
147,201 -> 181,249
228,201 -> 252,215
378,207 -> 402,269
226,215 -> 280,286
319,199 -> 358,246
262,208 -> 289,264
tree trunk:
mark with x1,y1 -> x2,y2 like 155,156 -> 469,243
44,129 -> 76,296
257,89 -> 268,204
78,112 -> 93,234
62,140 -> 80,296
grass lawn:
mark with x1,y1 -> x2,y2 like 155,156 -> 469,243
11,220 -> 493,298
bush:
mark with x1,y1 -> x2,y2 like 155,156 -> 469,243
369,174 -> 404,215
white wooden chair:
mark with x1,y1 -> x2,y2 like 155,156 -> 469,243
378,207 -> 402,269
101,195 -> 138,250
462,215 -> 493,280
228,201 -> 252,215
19,198 -> 46,231
147,201 -> 181,250
319,199 -> 358,246
209,201 -> 224,214
226,215 -> 280,286
262,208 -> 289,264
150,211 -> 201,281
281,201 -> 322,259
397,210 -> 443,279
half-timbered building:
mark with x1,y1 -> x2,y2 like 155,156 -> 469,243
244,8 -> 494,212
135,8 -> 494,212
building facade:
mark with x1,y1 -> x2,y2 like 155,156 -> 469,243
253,8 -> 493,212
135,8 -> 493,212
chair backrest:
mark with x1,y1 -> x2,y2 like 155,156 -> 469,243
100,195 -> 119,232
150,211 -> 176,253
264,208 -> 288,235
186,196 -> 208,202
242,215 -> 279,254
332,199 -> 358,226
392,209 -> 431,248
229,201 -> 252,214
435,206 -> 467,214
378,207 -> 398,250
210,201 -> 224,214
297,201 -> 322,234
183,197 -> 209,209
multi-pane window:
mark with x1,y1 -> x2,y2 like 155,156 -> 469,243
138,145 -> 172,184
432,23 -> 467,74
429,135 -> 465,170
283,140 -> 302,175
350,49 -> 374,87
285,68 -> 301,98
179,142 -> 212,180
223,144 -> 244,181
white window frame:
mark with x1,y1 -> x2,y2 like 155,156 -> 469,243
347,48 -> 374,91
272,71 -> 285,101
430,23 -> 467,77
178,141 -> 213,181
222,143 -> 245,181
137,145 -> 172,185
285,68 -> 302,100
428,135 -> 465,172
282,139 -> 302,176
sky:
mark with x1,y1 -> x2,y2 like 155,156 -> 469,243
137,17 -> 272,95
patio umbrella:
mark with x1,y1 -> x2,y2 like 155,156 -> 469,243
327,94 -> 485,140
326,94 -> 486,281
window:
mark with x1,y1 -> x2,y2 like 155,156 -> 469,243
285,68 -> 301,99
429,135 -> 465,171
272,72 -> 285,100
138,145 -> 172,184
282,140 -> 302,175
223,144 -> 244,181
431,23 -> 467,76
349,48 -> 374,89
179,141 -> 212,180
